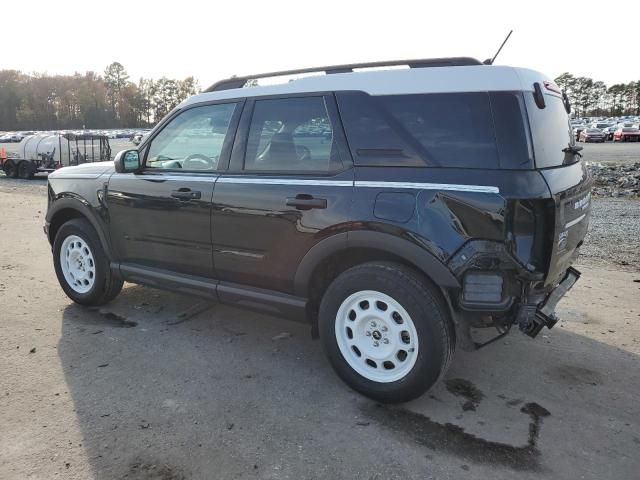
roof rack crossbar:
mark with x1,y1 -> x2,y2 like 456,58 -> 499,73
205,56 -> 482,92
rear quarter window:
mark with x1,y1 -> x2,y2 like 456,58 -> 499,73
336,91 -> 533,169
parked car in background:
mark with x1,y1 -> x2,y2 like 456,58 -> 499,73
613,127 -> 640,142
601,126 -> 617,140
572,125 -> 587,140
579,128 -> 606,143
131,132 -> 147,145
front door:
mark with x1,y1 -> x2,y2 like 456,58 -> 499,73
212,95 -> 354,293
107,101 -> 241,277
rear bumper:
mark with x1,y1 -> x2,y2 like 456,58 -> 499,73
517,267 -> 580,338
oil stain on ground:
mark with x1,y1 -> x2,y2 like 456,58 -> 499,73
445,378 -> 484,411
361,401 -> 551,472
98,311 -> 137,328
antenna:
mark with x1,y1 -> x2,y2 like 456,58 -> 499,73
484,30 -> 513,65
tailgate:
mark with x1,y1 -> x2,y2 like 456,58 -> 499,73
540,161 -> 593,286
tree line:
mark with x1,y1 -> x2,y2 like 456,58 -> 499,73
555,73 -> 640,118
0,62 -> 199,131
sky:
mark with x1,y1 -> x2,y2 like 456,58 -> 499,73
3,0 -> 638,88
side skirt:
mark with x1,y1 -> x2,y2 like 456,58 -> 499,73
115,263 -> 308,322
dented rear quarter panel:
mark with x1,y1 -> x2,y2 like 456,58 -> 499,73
352,166 -> 552,267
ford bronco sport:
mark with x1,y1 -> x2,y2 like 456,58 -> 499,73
45,57 -> 592,403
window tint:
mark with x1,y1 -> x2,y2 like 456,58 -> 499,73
379,93 -> 499,168
337,91 -> 533,169
146,103 -> 236,170
489,92 -> 532,168
336,92 -> 425,167
244,97 -> 340,172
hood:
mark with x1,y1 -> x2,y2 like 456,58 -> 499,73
49,161 -> 115,179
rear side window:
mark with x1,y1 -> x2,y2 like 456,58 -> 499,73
244,96 -> 341,172
337,91 -> 533,169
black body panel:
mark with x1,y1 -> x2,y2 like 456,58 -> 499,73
540,161 -> 593,285
106,172 -> 217,278
211,171 -> 354,293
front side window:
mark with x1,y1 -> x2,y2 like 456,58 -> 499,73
146,103 -> 237,170
244,97 -> 340,172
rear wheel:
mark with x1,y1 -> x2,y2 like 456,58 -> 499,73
3,159 -> 18,178
18,161 -> 34,179
319,262 -> 455,403
53,218 -> 123,306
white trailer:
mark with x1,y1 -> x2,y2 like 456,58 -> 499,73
1,133 -> 112,179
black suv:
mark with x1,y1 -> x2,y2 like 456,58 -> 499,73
45,58 -> 592,403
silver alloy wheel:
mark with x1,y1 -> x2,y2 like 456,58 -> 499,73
60,234 -> 96,294
335,290 -> 419,383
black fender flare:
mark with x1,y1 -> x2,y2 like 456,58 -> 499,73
293,230 -> 460,297
46,196 -> 113,260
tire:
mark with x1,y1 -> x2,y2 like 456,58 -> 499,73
319,262 -> 455,403
17,161 -> 34,179
3,159 -> 18,178
53,218 -> 123,306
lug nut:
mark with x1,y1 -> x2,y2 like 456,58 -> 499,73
381,326 -> 388,332
370,321 -> 377,328
383,338 -> 389,344
373,341 -> 379,347
365,331 -> 371,336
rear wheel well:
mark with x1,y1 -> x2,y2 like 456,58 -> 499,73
48,209 -> 86,245
306,248 -> 454,334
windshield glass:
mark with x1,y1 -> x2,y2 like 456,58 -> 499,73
525,94 -> 575,168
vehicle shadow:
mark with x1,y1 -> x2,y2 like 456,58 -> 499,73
57,284 -> 640,480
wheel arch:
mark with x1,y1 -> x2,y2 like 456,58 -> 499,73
47,197 -> 112,260
294,230 -> 460,301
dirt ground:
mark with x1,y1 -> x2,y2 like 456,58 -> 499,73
0,176 -> 639,480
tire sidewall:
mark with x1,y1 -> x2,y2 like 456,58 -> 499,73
18,161 -> 33,179
4,160 -> 18,178
319,264 -> 448,403
53,219 -> 109,305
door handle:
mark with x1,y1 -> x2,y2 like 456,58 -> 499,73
286,194 -> 327,210
171,189 -> 201,200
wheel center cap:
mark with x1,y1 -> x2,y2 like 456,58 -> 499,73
372,330 -> 382,340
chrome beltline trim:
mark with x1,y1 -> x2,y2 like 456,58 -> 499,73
108,174 -> 499,193
355,181 -> 499,193
217,177 -> 353,187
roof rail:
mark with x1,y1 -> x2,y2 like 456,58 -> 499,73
204,57 -> 482,92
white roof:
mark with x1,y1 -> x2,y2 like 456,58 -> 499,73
182,65 -> 554,107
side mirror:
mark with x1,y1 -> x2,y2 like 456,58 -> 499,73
114,149 -> 141,173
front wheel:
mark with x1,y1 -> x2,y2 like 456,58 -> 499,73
319,262 -> 455,403
53,218 -> 123,306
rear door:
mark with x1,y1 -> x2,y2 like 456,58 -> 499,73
107,101 -> 241,277
524,88 -> 593,285
211,94 -> 354,293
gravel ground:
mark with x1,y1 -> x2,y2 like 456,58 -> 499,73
579,198 -> 640,271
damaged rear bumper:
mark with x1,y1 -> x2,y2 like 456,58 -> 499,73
517,267 -> 580,338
